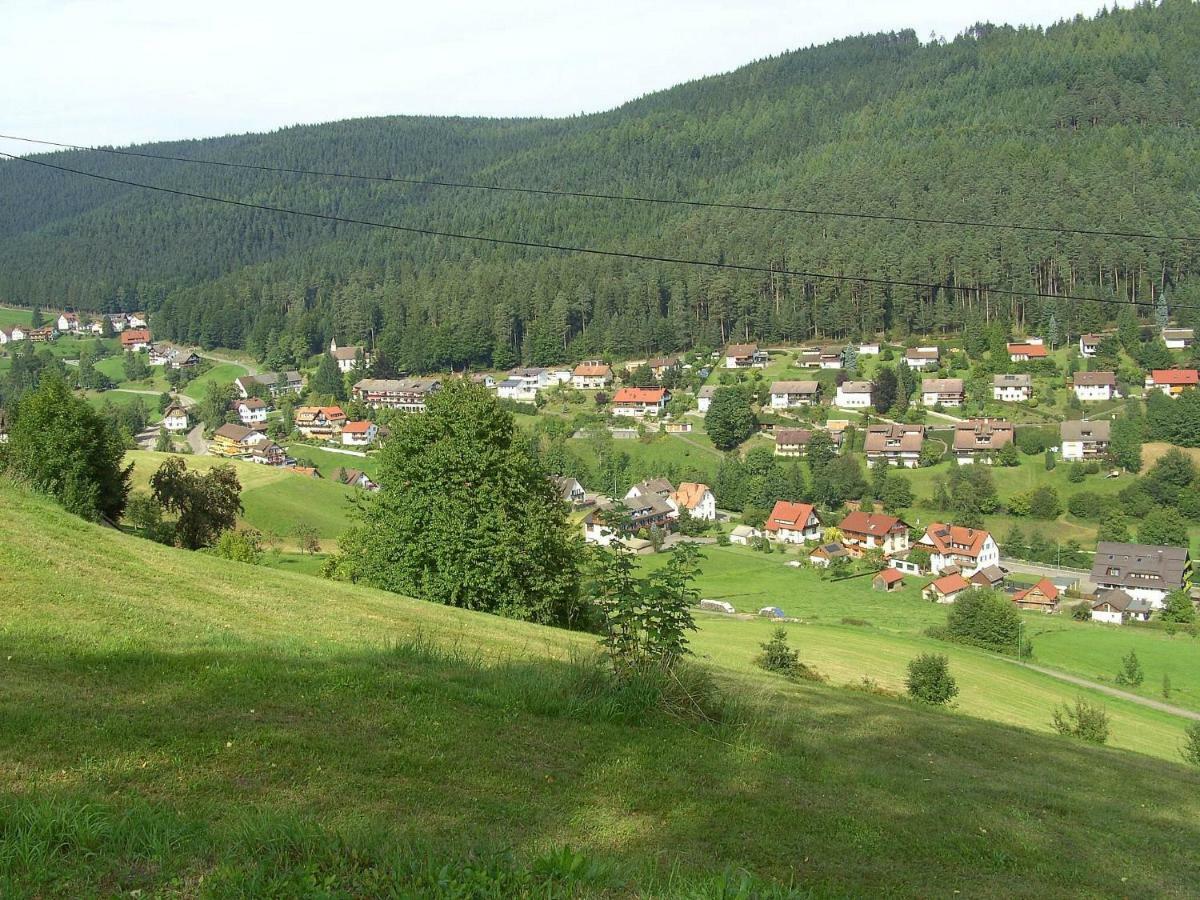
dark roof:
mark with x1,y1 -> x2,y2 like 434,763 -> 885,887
1091,542 -> 1191,592
1060,420 -> 1111,443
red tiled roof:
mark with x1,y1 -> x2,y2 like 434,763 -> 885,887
573,363 -> 612,377
927,573 -> 971,595
613,387 -> 667,404
342,420 -> 374,434
876,568 -> 905,585
1151,369 -> 1199,386
765,500 -> 817,532
839,510 -> 904,537
121,329 -> 151,345
671,482 -> 711,510
1007,343 -> 1048,357
1013,578 -> 1060,604
922,523 -> 993,559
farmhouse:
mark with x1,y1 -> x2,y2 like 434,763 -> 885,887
992,373 -> 1032,402
210,423 -> 267,457
336,468 -> 378,491
148,343 -> 201,369
341,420 -> 379,446
1007,342 -> 1047,362
774,427 -> 818,458
1060,420 -> 1110,461
670,482 -> 716,521
1090,542 -> 1191,608
904,347 -> 939,370
161,404 -> 190,433
873,569 -> 905,592
582,495 -> 674,545
1162,327 -> 1194,350
769,380 -> 821,408
697,385 -> 717,413
764,500 -> 821,544
923,572 -> 972,604
921,377 -> 964,407
294,406 -> 347,438
0,326 -> 26,344
838,510 -> 910,556
834,380 -> 873,409
351,378 -> 440,411
235,371 -> 304,399
571,361 -> 613,389
1072,371 -> 1117,402
919,523 -> 1000,576
1145,369 -> 1199,397
724,343 -> 768,369
27,326 -> 58,343
1079,333 -> 1104,357
611,387 -> 670,417
625,478 -> 675,502
1012,578 -> 1060,613
1090,590 -> 1154,625
120,329 -> 152,351
952,419 -> 1014,463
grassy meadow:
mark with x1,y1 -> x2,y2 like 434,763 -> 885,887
2,480 -> 1200,895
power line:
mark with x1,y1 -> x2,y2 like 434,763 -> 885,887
0,150 -> 1188,311
2,132 -> 1195,244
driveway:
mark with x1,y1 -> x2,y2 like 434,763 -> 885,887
1000,557 -> 1095,594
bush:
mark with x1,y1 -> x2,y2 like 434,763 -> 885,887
1113,649 -> 1144,687
1070,601 -> 1093,621
212,528 -> 264,565
755,627 -> 824,682
1051,698 -> 1110,744
944,589 -> 1029,656
1182,722 -> 1200,768
905,654 -> 959,705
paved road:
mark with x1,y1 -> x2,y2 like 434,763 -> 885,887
1000,556 -> 1095,593
1008,659 -> 1200,722
185,423 -> 208,455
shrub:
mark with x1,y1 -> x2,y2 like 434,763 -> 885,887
1113,649 -> 1144,687
905,654 -> 959,705
1182,723 -> 1200,768
944,589 -> 1029,656
1051,698 -> 1110,744
1070,601 -> 1093,621
756,627 -> 824,682
212,528 -> 264,565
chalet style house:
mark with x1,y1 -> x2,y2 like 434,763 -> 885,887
838,511 -> 910,556
992,373 -> 1032,402
1072,371 -> 1117,402
923,572 -> 972,604
670,482 -> 716,521
161,404 -> 189,433
1007,342 -> 1047,362
571,362 -> 613,389
1012,578 -> 1060,612
611,387 -> 670,417
769,380 -> 821,408
1060,420 -> 1110,461
1079,333 -> 1103,357
921,378 -> 964,407
1090,542 -> 1192,608
764,501 -> 821,544
341,421 -> 379,446
834,380 -> 873,409
1145,369 -> 1199,397
294,406 -> 347,439
210,423 -> 269,457
236,398 -> 268,425
351,378 -> 440,411
904,347 -> 939,370
1162,327 -> 1194,350
864,423 -> 924,468
919,523 -> 1000,576
724,343 -> 768,369
235,371 -> 304,399
952,419 -> 1014,464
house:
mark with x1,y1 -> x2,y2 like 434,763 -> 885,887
921,378 -> 964,407
56,313 -> 80,334
294,406 -> 347,439
120,329 -> 152,351
341,420 -> 378,446
1162,327 -> 1194,350
1072,371 -> 1118,402
834,380 -> 873,409
670,482 -> 716,521
236,398 -> 268,425
1012,578 -> 1060,612
775,428 -> 817,458
551,475 -> 586,505
873,569 -> 905,592
27,326 -> 58,343
235,371 -> 304,399
107,313 -> 129,333
905,347 -> 940,371
724,343 -> 768,369
161,404 -> 189,433
764,500 -> 821,544
697,385 -> 717,413
571,361 -> 613,390
888,556 -> 923,576
336,468 -> 378,491
1090,590 -> 1154,625
469,372 -> 497,389
1060,420 -> 1110,461
582,495 -> 675,545
864,423 -> 924,468
210,423 -> 267,457
646,356 -> 680,380
919,523 -> 1000,576
809,542 -> 850,567
769,380 -> 821,408
1079,334 -> 1104,358
625,478 -> 675,503
330,344 -> 368,373
0,326 -> 25,344
247,441 -> 287,467
127,313 -> 148,328
818,353 -> 842,370
859,343 -> 881,356
952,419 -> 1014,464
1090,542 -> 1192,608
992,373 -> 1032,403
148,343 -> 201,369
729,524 -> 762,546
923,572 -> 972,604
797,350 -> 822,368
1145,369 -> 1199,397
496,378 -> 539,402
352,378 -> 440,411
611,387 -> 670,417
969,565 -> 1006,589
1007,342 -> 1048,362
838,511 -> 910,556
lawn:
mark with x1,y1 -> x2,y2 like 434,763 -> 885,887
82,390 -> 163,423
0,306 -> 32,327
94,354 -> 171,392
180,361 -> 250,403
284,442 -> 380,479
2,480 -> 1199,895
126,450 -> 356,548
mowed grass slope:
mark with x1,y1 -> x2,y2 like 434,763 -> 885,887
2,482 -> 1200,895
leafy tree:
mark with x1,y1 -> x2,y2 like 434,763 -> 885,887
122,350 -> 150,382
1143,448 -> 1196,506
944,588 -> 1027,656
873,365 -> 898,413
881,474 -> 914,512
1160,589 -> 1197,624
149,456 -> 243,550
705,387 -> 756,451
5,375 -> 131,521
123,491 -> 170,543
805,430 -> 837,472
213,528 -> 264,564
294,522 -> 322,554
1137,507 -> 1189,548
1113,649 -> 1144,687
1051,698 -> 1110,745
813,455 -> 867,507
1182,723 -> 1200,768
994,443 -> 1019,467
1027,485 -> 1062,520
329,381 -> 584,627
905,654 -> 958,705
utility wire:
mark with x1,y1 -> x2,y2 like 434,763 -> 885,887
0,150 -> 1188,311
1,132 -> 1195,244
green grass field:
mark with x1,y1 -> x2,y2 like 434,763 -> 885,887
82,390 -> 163,423
180,361 -> 250,403
284,442 -> 379,479
2,480 -> 1199,895
126,451 -> 356,548
0,306 -> 32,327
93,354 -> 171,392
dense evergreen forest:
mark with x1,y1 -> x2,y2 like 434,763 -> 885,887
1,1 -> 1199,373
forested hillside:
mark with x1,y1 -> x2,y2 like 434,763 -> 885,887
2,1 -> 1199,374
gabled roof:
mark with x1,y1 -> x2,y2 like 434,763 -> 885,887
353,378 -> 438,393
864,423 -> 924,453
970,565 -> 1006,586
572,362 -> 612,377
331,346 -> 363,360
239,398 -> 267,410
838,380 -> 872,394
1073,371 -> 1116,386
921,523 -> 993,559
1013,578 -> 1060,604
922,378 -> 963,393
671,482 -> 711,511
906,347 -> 939,360
993,373 -> 1032,387
770,380 -> 820,395
953,419 -> 1014,452
839,510 -> 905,537
120,328 -> 151,345
613,387 -> 667,404
162,404 -> 188,419
1162,328 -> 1194,340
629,477 -> 675,497
926,573 -> 971,595
765,500 -> 817,531
876,568 -> 905,585
1007,342 -> 1047,357
725,343 -> 758,357
1090,542 -> 1191,590
698,385 -> 718,398
342,420 -> 375,434
810,542 -> 848,558
1150,369 -> 1199,386
213,423 -> 255,442
775,428 -> 813,446
1060,420 -> 1110,442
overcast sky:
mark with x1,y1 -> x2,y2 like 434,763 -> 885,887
2,0 -> 1102,154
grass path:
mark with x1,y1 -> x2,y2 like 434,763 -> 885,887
1007,659 -> 1200,721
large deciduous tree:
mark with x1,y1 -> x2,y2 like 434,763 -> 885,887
150,457 -> 243,549
704,387 -> 756,451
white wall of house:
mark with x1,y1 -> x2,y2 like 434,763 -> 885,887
1074,384 -> 1114,402
1091,607 -> 1124,625
834,388 -> 871,408
993,386 -> 1030,402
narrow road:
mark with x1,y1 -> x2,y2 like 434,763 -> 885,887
201,352 -> 258,375
1008,659 -> 1200,722
185,423 -> 208,455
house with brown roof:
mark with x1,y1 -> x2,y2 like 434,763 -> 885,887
1091,542 -> 1192,608
838,511 -> 910,556
236,398 -> 268,425
646,356 -> 680,380
120,328 -> 152,351
247,441 -> 287,467
1163,327 -> 1194,350
612,387 -> 670,417
769,380 -> 821,408
921,378 -> 964,407
864,423 -> 924,468
952,419 -> 1014,464
352,378 -> 439,411
1073,371 -> 1117,402
670,482 -> 716,521
764,500 -> 821,544
809,541 -> 850,568
873,568 -> 905,592
724,343 -> 768,369
571,361 -> 613,389
1012,578 -> 1060,612
923,572 -> 972,604
27,326 -> 58,343
970,565 -> 1007,589
773,427 -> 841,458
992,373 -> 1032,402
329,339 -> 370,373
161,404 -> 190,433
1145,369 -> 1199,397
210,423 -> 267,457
1079,333 -> 1104,357
918,523 -> 1000,576
294,406 -> 347,438
1060,420 -> 1110,461
904,347 -> 940,370
1007,342 -> 1047,361
583,495 -> 675,545
1090,590 -> 1154,625
336,467 -> 379,491
834,380 -> 873,409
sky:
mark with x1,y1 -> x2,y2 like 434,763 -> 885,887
1,0 -> 1103,154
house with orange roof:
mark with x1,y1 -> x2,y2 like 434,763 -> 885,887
923,572 -> 972,604
571,361 -> 613,390
120,328 -> 152,351
1012,578 -> 1060,612
1007,342 -> 1048,361
670,482 -> 715,521
764,500 -> 821,544
341,420 -> 379,446
838,511 -> 910,556
918,523 -> 1000,576
873,568 -> 905,592
611,387 -> 670,417
294,406 -> 347,438
1146,369 -> 1199,397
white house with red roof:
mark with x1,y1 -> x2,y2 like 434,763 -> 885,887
612,387 -> 670,417
670,482 -> 716,521
341,420 -> 379,446
918,523 -> 1000,576
923,572 -> 972,604
1146,369 -> 1199,397
1007,342 -> 1048,362
764,500 -> 821,544
838,511 -> 910,556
